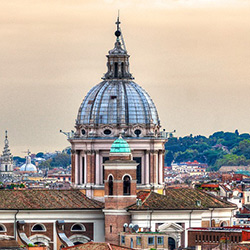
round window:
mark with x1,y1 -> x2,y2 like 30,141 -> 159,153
81,129 -> 86,135
134,129 -> 142,137
104,129 -> 112,135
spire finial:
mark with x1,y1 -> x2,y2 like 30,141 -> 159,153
4,130 -> 9,146
115,10 -> 121,40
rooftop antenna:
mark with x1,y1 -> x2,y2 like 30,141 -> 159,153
116,10 -> 127,51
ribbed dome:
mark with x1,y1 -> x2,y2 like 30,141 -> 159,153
76,80 -> 159,126
110,136 -> 131,153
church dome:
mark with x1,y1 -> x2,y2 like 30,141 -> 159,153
74,18 -> 161,139
76,81 -> 159,126
20,155 -> 37,172
110,136 -> 131,153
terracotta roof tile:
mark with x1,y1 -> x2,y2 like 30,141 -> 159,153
128,188 -> 237,210
0,190 -> 103,210
62,242 -> 133,250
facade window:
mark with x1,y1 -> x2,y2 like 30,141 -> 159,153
121,236 -> 125,244
32,224 -> 46,232
123,175 -> 131,195
157,236 -> 164,245
108,176 -> 113,195
199,235 -> 201,242
133,157 -> 142,184
148,236 -> 154,245
136,237 -> 141,245
213,235 -> 215,242
206,235 -> 208,242
235,236 -> 237,242
239,236 -> 241,242
231,236 -> 233,242
217,236 -> 219,242
5,165 -> 8,171
195,235 -> 198,242
210,235 -> 212,242
71,223 -> 86,232
202,235 -> 205,241
110,225 -> 112,233
248,196 -> 249,202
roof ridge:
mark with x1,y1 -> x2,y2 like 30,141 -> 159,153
196,189 -> 236,207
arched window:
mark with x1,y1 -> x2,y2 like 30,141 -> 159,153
108,176 -> 113,195
0,224 -> 6,232
123,175 -> 131,195
71,223 -> 86,232
32,224 -> 46,232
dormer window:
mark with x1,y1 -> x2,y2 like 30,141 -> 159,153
0,224 -> 6,232
32,224 -> 46,232
71,223 -> 86,232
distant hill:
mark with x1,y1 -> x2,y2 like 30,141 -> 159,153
164,130 -> 250,171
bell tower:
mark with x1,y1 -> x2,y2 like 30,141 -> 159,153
0,131 -> 13,176
103,136 -> 137,244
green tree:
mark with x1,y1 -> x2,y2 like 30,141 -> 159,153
215,154 -> 250,169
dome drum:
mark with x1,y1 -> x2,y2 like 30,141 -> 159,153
74,122 -> 161,139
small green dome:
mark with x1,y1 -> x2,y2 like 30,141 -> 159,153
110,136 -> 131,153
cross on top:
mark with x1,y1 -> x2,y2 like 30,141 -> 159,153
116,11 -> 120,31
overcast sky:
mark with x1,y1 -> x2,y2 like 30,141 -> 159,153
0,0 -> 250,155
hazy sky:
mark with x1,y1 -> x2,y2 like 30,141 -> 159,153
0,0 -> 250,155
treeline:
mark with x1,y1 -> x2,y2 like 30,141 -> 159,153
39,153 -> 71,169
165,130 -> 250,171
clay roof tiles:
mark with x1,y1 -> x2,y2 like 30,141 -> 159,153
128,188 -> 237,210
62,242 -> 133,250
0,189 -> 103,210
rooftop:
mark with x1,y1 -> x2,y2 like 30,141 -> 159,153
0,190 -> 104,210
127,188 -> 237,210
62,242 -> 132,250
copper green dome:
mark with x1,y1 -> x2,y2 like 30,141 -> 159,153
110,136 -> 131,153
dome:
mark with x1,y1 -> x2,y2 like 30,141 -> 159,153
74,18 -> 161,139
77,81 -> 159,126
110,136 -> 131,153
20,156 -> 37,172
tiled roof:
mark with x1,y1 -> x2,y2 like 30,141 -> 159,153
128,188 -> 237,210
62,242 -> 132,250
0,190 -> 103,210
